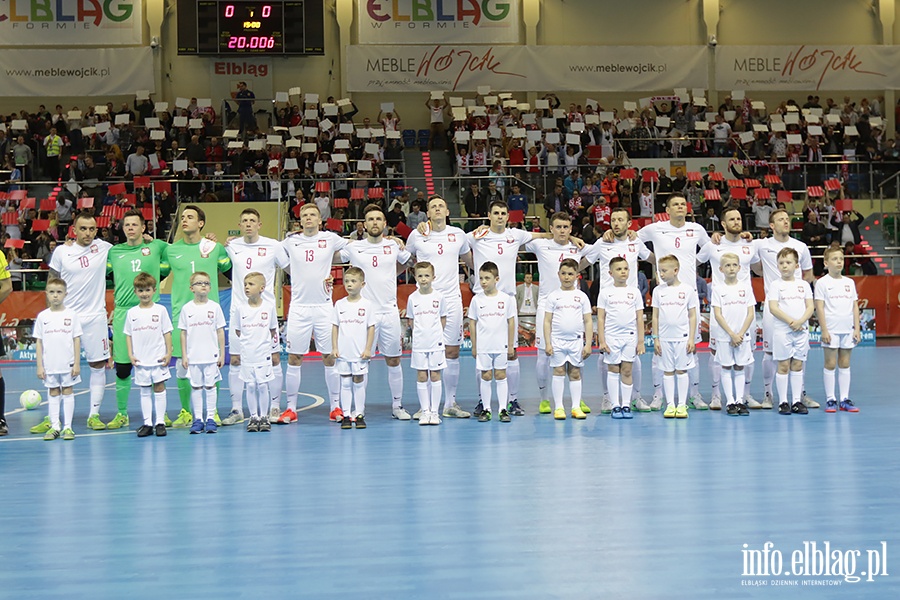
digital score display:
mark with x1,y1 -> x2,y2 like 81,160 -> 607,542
177,0 -> 324,56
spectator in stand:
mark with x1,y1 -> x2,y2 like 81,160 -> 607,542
43,127 -> 64,180
350,221 -> 366,240
580,175 -> 600,206
802,211 -> 829,275
314,189 -> 332,222
125,145 -> 148,178
485,180 -> 503,207
589,195 -> 611,232
600,171 -> 618,206
6,248 -> 23,291
407,201 -> 427,230
463,182 -> 487,229
232,81 -> 256,134
832,210 -> 865,246
843,241 -> 877,275
12,135 -> 33,182
386,201 -> 406,231
507,183 -> 528,215
543,182 -> 568,218
426,97 -> 447,150
563,170 -> 583,197
638,183 -> 654,217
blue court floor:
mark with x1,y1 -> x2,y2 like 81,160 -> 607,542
1,347 -> 898,599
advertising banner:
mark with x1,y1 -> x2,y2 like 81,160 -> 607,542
0,0 -> 143,46
347,45 -> 708,92
0,47 -> 155,96
715,45 -> 900,91
358,0 -> 520,45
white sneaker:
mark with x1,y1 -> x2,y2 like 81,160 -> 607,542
600,394 -> 613,414
442,403 -> 472,418
413,409 -> 422,420
689,395 -> 708,410
801,392 -> 820,409
744,393 -> 762,409
268,405 -> 281,421
761,392 -> 773,409
650,393 -> 663,411
418,411 -> 430,426
709,395 -> 722,410
632,397 -> 652,412
430,413 -> 442,426
392,407 -> 412,420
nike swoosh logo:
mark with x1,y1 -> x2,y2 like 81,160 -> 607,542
171,255 -> 183,259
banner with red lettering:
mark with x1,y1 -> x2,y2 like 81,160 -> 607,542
715,45 -> 900,91
0,0 -> 143,46
358,0 -> 520,45
209,57 -> 273,105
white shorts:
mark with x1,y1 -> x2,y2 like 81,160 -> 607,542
659,340 -> 696,372
177,362 -> 222,387
44,372 -> 81,389
286,304 -> 333,356
713,337 -> 754,367
336,357 -> 369,376
133,365 -> 171,387
475,352 -> 508,372
410,350 -> 447,371
772,329 -> 809,362
821,333 -> 857,350
549,338 -> 585,368
80,313 -> 110,363
240,362 -> 275,384
443,295 -> 464,347
371,310 -> 402,357
604,336 -> 637,365
762,301 -> 774,353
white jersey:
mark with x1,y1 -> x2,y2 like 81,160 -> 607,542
283,231 -> 348,306
697,237 -> 758,291
177,300 -> 226,364
582,237 -> 651,289
34,308 -> 82,375
49,239 -> 112,317
235,300 -> 277,365
524,238 -> 583,307
710,283 -> 755,341
332,297 -> 374,361
341,239 -> 411,312
814,275 -> 857,334
123,303 -> 173,366
597,285 -> 644,339
406,290 -> 447,352
651,282 -> 699,341
406,226 -> 470,295
770,278 -> 813,334
637,221 -> 710,291
227,236 -> 289,308
753,236 -> 813,297
545,288 -> 591,341
468,291 -> 516,354
469,227 -> 532,295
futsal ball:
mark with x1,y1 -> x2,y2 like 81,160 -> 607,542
19,390 -> 42,410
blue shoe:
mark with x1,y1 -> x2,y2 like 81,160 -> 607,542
839,399 -> 859,413
611,406 -> 624,419
189,419 -> 205,434
205,418 -> 218,433
621,406 -> 633,419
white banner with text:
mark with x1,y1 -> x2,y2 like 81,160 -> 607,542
0,0 -> 143,46
715,45 -> 900,91
0,47 -> 155,96
347,45 -> 708,92
358,0 -> 520,45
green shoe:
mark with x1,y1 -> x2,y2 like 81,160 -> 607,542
30,416 -> 52,434
213,412 -> 221,426
62,428 -> 75,440
538,399 -> 551,414
86,415 -> 107,430
106,413 -> 129,430
579,400 -> 592,414
163,413 -> 172,427
43,428 -> 60,441
172,409 -> 193,428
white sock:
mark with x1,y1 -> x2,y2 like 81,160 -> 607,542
257,382 -> 270,417
340,377 -> 353,415
743,361 -> 755,397
721,369 -> 734,405
663,374 -> 675,407
838,367 -> 851,401
775,372 -> 789,406
790,370 -> 803,404
569,379 -> 582,410
246,383 -> 259,418
49,394 -> 61,430
89,366 -> 106,416
154,391 -> 167,425
598,358 -> 609,396
352,379 -> 367,417
495,378 -> 507,413
62,394 -> 74,429
607,372 -> 620,408
324,365 -> 340,411
191,388 -> 203,419
388,364 -> 403,408
652,355 -> 663,396
506,358 -> 519,404
734,371 -> 745,405
205,386 -> 218,420
285,364 -> 302,411
621,382 -> 633,405
444,357 -> 460,409
676,373 -> 689,407
229,368 -> 244,412
417,381 -> 429,413
537,353 -> 550,400
430,380 -> 442,413
551,375 -> 565,411
688,363 -> 700,397
710,360 -> 722,396
479,378 -> 493,413
763,354 -> 776,396
823,367 -> 836,401
140,387 -> 153,425
270,362 -> 282,412
631,357 -> 642,398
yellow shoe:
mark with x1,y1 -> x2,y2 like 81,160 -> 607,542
663,405 -> 677,418
571,407 -> 587,420
675,405 -> 689,419
172,409 -> 193,428
539,400 -> 551,414
553,408 -> 566,420
579,400 -> 591,414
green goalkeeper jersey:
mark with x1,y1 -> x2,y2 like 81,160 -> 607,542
107,239 -> 170,309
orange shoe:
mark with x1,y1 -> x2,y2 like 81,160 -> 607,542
329,407 -> 344,422
277,408 -> 298,424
